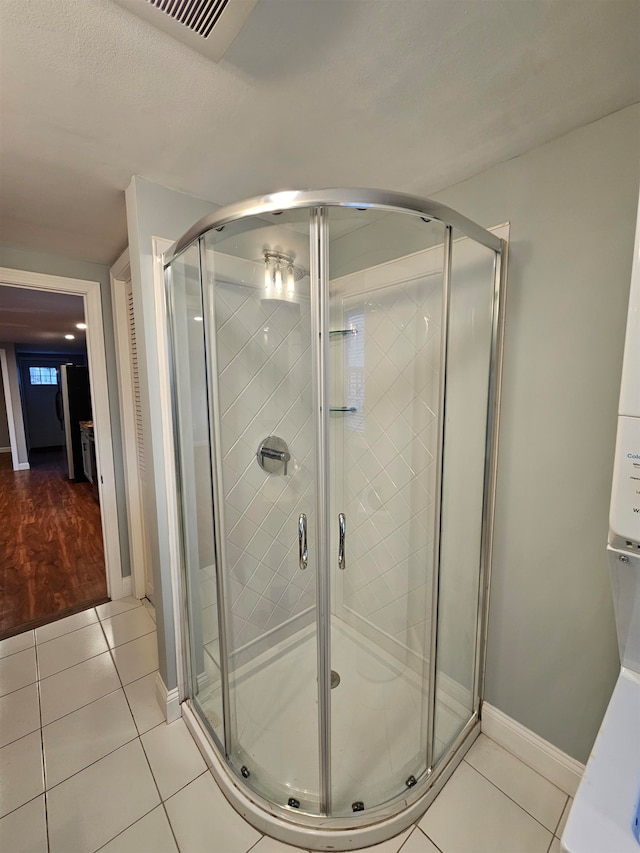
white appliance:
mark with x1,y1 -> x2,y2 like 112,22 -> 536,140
562,190 -> 640,851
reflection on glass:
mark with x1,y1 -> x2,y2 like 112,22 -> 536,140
327,208 -> 446,813
433,234 -> 496,764
165,244 -> 224,745
201,210 -> 321,812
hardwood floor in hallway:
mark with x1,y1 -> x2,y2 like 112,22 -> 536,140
0,448 -> 108,639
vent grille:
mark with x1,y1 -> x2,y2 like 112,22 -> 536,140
113,0 -> 258,62
148,0 -> 230,39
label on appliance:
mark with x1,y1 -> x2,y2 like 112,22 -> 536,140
610,415 -> 640,543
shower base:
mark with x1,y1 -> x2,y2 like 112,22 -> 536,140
187,619 -> 476,848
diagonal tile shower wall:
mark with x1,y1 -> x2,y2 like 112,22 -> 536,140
213,278 -> 316,659
331,256 -> 444,672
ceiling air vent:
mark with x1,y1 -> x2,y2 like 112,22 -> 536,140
113,0 -> 258,62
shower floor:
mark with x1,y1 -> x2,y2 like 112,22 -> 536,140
197,619 -> 470,816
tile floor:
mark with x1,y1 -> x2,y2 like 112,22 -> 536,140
0,597 -> 572,853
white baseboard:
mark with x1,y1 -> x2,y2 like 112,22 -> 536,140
15,461 -> 30,470
481,702 -> 584,796
121,576 -> 133,598
155,671 -> 181,724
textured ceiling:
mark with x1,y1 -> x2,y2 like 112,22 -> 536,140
0,0 -> 639,266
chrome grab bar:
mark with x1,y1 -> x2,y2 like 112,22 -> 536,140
338,513 -> 346,570
298,513 -> 308,570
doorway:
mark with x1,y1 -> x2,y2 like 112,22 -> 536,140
0,267 -> 125,638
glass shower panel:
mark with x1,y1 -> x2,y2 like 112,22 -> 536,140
200,211 -> 321,812
165,243 -> 224,746
326,208 -> 446,813
433,234 -> 496,764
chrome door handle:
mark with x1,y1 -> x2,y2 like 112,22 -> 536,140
338,512 -> 346,570
298,513 -> 308,570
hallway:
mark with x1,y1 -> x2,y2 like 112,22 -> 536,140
0,449 -> 108,639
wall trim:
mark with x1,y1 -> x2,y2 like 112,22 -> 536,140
121,576 -> 133,598
0,446 -> 10,453
155,671 -> 181,723
481,702 -> 584,795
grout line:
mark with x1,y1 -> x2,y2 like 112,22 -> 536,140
0,631 -> 36,659
245,835 -> 265,852
44,730 -> 141,794
92,804 -> 163,853
552,796 -> 570,837
34,611 -> 100,646
41,682 -> 123,729
115,635 -> 182,853
33,638 -> 50,853
462,760 -> 559,837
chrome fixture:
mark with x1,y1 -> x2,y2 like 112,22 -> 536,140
338,513 -> 346,570
298,513 -> 308,570
263,250 -> 306,304
257,435 -> 291,475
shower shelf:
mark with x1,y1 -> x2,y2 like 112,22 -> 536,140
330,406 -> 357,413
329,328 -> 357,338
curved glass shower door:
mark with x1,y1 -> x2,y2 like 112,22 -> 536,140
325,208 -> 447,813
199,210 -> 322,812
165,190 -> 505,837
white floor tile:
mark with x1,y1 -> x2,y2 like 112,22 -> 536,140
556,797 -> 572,837
43,689 -> 137,787
101,606 -> 156,649
0,795 -> 47,853
141,718 -> 207,800
0,683 -> 40,748
111,632 -> 159,685
0,647 -> 37,697
35,607 -> 98,644
37,622 -> 108,679
397,827 -> 441,853
251,835 -> 311,853
465,735 -> 567,832
165,772 -> 261,853
47,739 -> 160,853
0,731 -> 44,819
40,650 -> 121,725
99,805 -> 178,853
549,837 -> 562,853
124,671 -> 165,734
96,597 -> 143,621
0,630 -> 34,660
419,762 -> 552,853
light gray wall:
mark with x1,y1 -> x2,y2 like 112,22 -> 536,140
125,176 -> 218,690
434,103 -> 640,762
0,245 -> 130,575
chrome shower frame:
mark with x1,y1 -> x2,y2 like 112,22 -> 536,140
164,188 -> 507,850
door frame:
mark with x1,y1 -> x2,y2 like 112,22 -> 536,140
0,266 -> 126,599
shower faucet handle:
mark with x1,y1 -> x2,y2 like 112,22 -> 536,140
257,436 -> 291,475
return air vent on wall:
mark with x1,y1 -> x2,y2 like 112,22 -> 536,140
113,0 -> 258,62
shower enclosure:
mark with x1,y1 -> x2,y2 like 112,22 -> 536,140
164,189 -> 506,849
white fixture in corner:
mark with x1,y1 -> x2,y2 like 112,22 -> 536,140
562,189 -> 640,852
112,0 -> 258,63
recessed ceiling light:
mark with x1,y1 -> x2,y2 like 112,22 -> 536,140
65,334 -> 75,340
76,322 -> 87,330
193,316 -> 203,322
